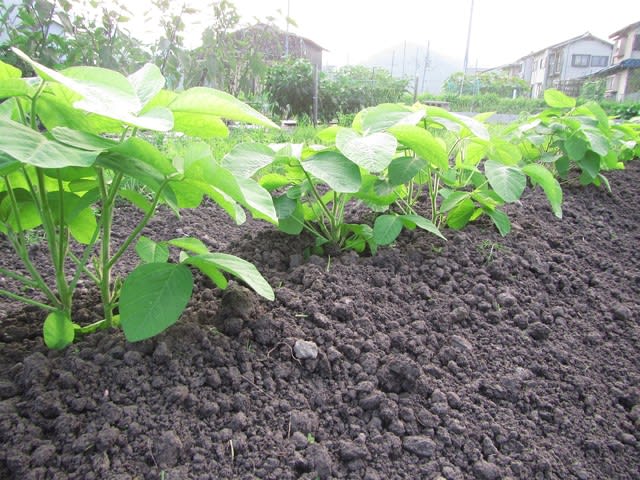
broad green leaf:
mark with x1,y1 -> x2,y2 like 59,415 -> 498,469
373,214 -> 404,245
565,135 -> 587,161
128,64 -> 165,108
181,256 -> 228,289
400,214 -> 445,240
0,78 -> 33,98
522,164 -> 563,218
354,174 -> 399,210
172,111 -> 228,138
169,87 -> 277,129
37,83 -> 122,134
389,125 -> 448,169
316,125 -> 341,143
471,191 -> 500,210
259,173 -> 290,191
336,128 -> 397,173
424,106 -> 490,140
583,128 -> 610,156
119,189 -> 153,214
51,127 -> 117,151
222,142 -> 276,178
168,237 -> 210,255
136,236 -> 170,264
0,118 -> 98,168
440,191 -> 470,213
43,311 -> 74,350
388,156 -> 428,185
544,89 -> 576,109
484,160 -> 526,203
487,209 -> 511,236
577,151 -> 600,181
120,263 -> 194,342
447,198 -> 475,230
303,151 -> 361,193
274,195 -> 304,235
14,49 -> 172,131
96,153 -> 176,207
0,188 -> 41,231
184,253 -> 274,300
488,139 -> 521,166
0,60 -> 21,80
236,177 -> 278,223
0,152 -> 20,175
357,103 -> 424,133
109,138 -> 176,176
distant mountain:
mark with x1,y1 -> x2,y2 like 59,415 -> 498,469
358,42 -> 462,95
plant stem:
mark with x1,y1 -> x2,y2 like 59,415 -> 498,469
0,289 -> 57,312
107,178 -> 171,270
97,169 -> 115,327
3,176 -> 60,306
35,167 -> 70,312
0,267 -> 39,288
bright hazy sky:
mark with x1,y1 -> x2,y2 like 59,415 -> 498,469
134,0 -> 640,69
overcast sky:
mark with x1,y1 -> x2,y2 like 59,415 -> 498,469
225,0 -> 639,68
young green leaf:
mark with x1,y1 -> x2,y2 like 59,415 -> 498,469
336,128 -> 397,173
484,160 -> 526,203
522,164 -> 563,218
120,263 -> 194,342
0,118 -> 98,168
136,236 -> 170,264
184,253 -> 274,300
544,89 -> 576,109
447,198 -> 476,230
487,209 -> 511,236
303,151 -> 362,193
169,87 -> 278,129
387,156 -> 428,185
221,143 -> 276,178
373,214 -> 404,245
43,311 -> 75,350
389,125 -> 448,170
400,214 -> 446,240
167,237 -> 210,255
128,63 -> 165,108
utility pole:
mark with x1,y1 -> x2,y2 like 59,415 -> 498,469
285,0 -> 290,57
402,40 -> 407,77
421,41 -> 430,92
460,0 -> 474,96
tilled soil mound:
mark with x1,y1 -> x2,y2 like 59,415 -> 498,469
1,163 -> 639,479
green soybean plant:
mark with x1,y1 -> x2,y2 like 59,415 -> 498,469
348,103 -> 563,238
506,89 -> 639,189
0,49 -> 278,348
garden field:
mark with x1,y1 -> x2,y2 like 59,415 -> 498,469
1,157 -> 639,479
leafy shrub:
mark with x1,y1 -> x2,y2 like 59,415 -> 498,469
0,50 -> 278,348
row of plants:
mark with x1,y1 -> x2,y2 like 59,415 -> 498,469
1,53 -> 639,351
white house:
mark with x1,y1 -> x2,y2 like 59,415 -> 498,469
485,32 -> 613,98
599,21 -> 640,101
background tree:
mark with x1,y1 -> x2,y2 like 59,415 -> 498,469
443,71 -> 529,97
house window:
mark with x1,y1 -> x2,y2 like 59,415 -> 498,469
572,54 -> 590,67
591,56 -> 609,67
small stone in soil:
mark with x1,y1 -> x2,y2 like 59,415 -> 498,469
528,321 -> 551,341
294,339 -> 319,359
402,435 -> 437,458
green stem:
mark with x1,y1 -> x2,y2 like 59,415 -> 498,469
74,319 -> 111,335
0,267 -> 39,288
97,170 -> 115,327
35,167 -> 70,311
16,99 -> 28,125
30,80 -> 46,131
0,289 -> 57,312
4,176 -> 60,306
107,178 -> 171,270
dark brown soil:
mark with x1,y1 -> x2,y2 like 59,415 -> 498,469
1,163 -> 639,480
